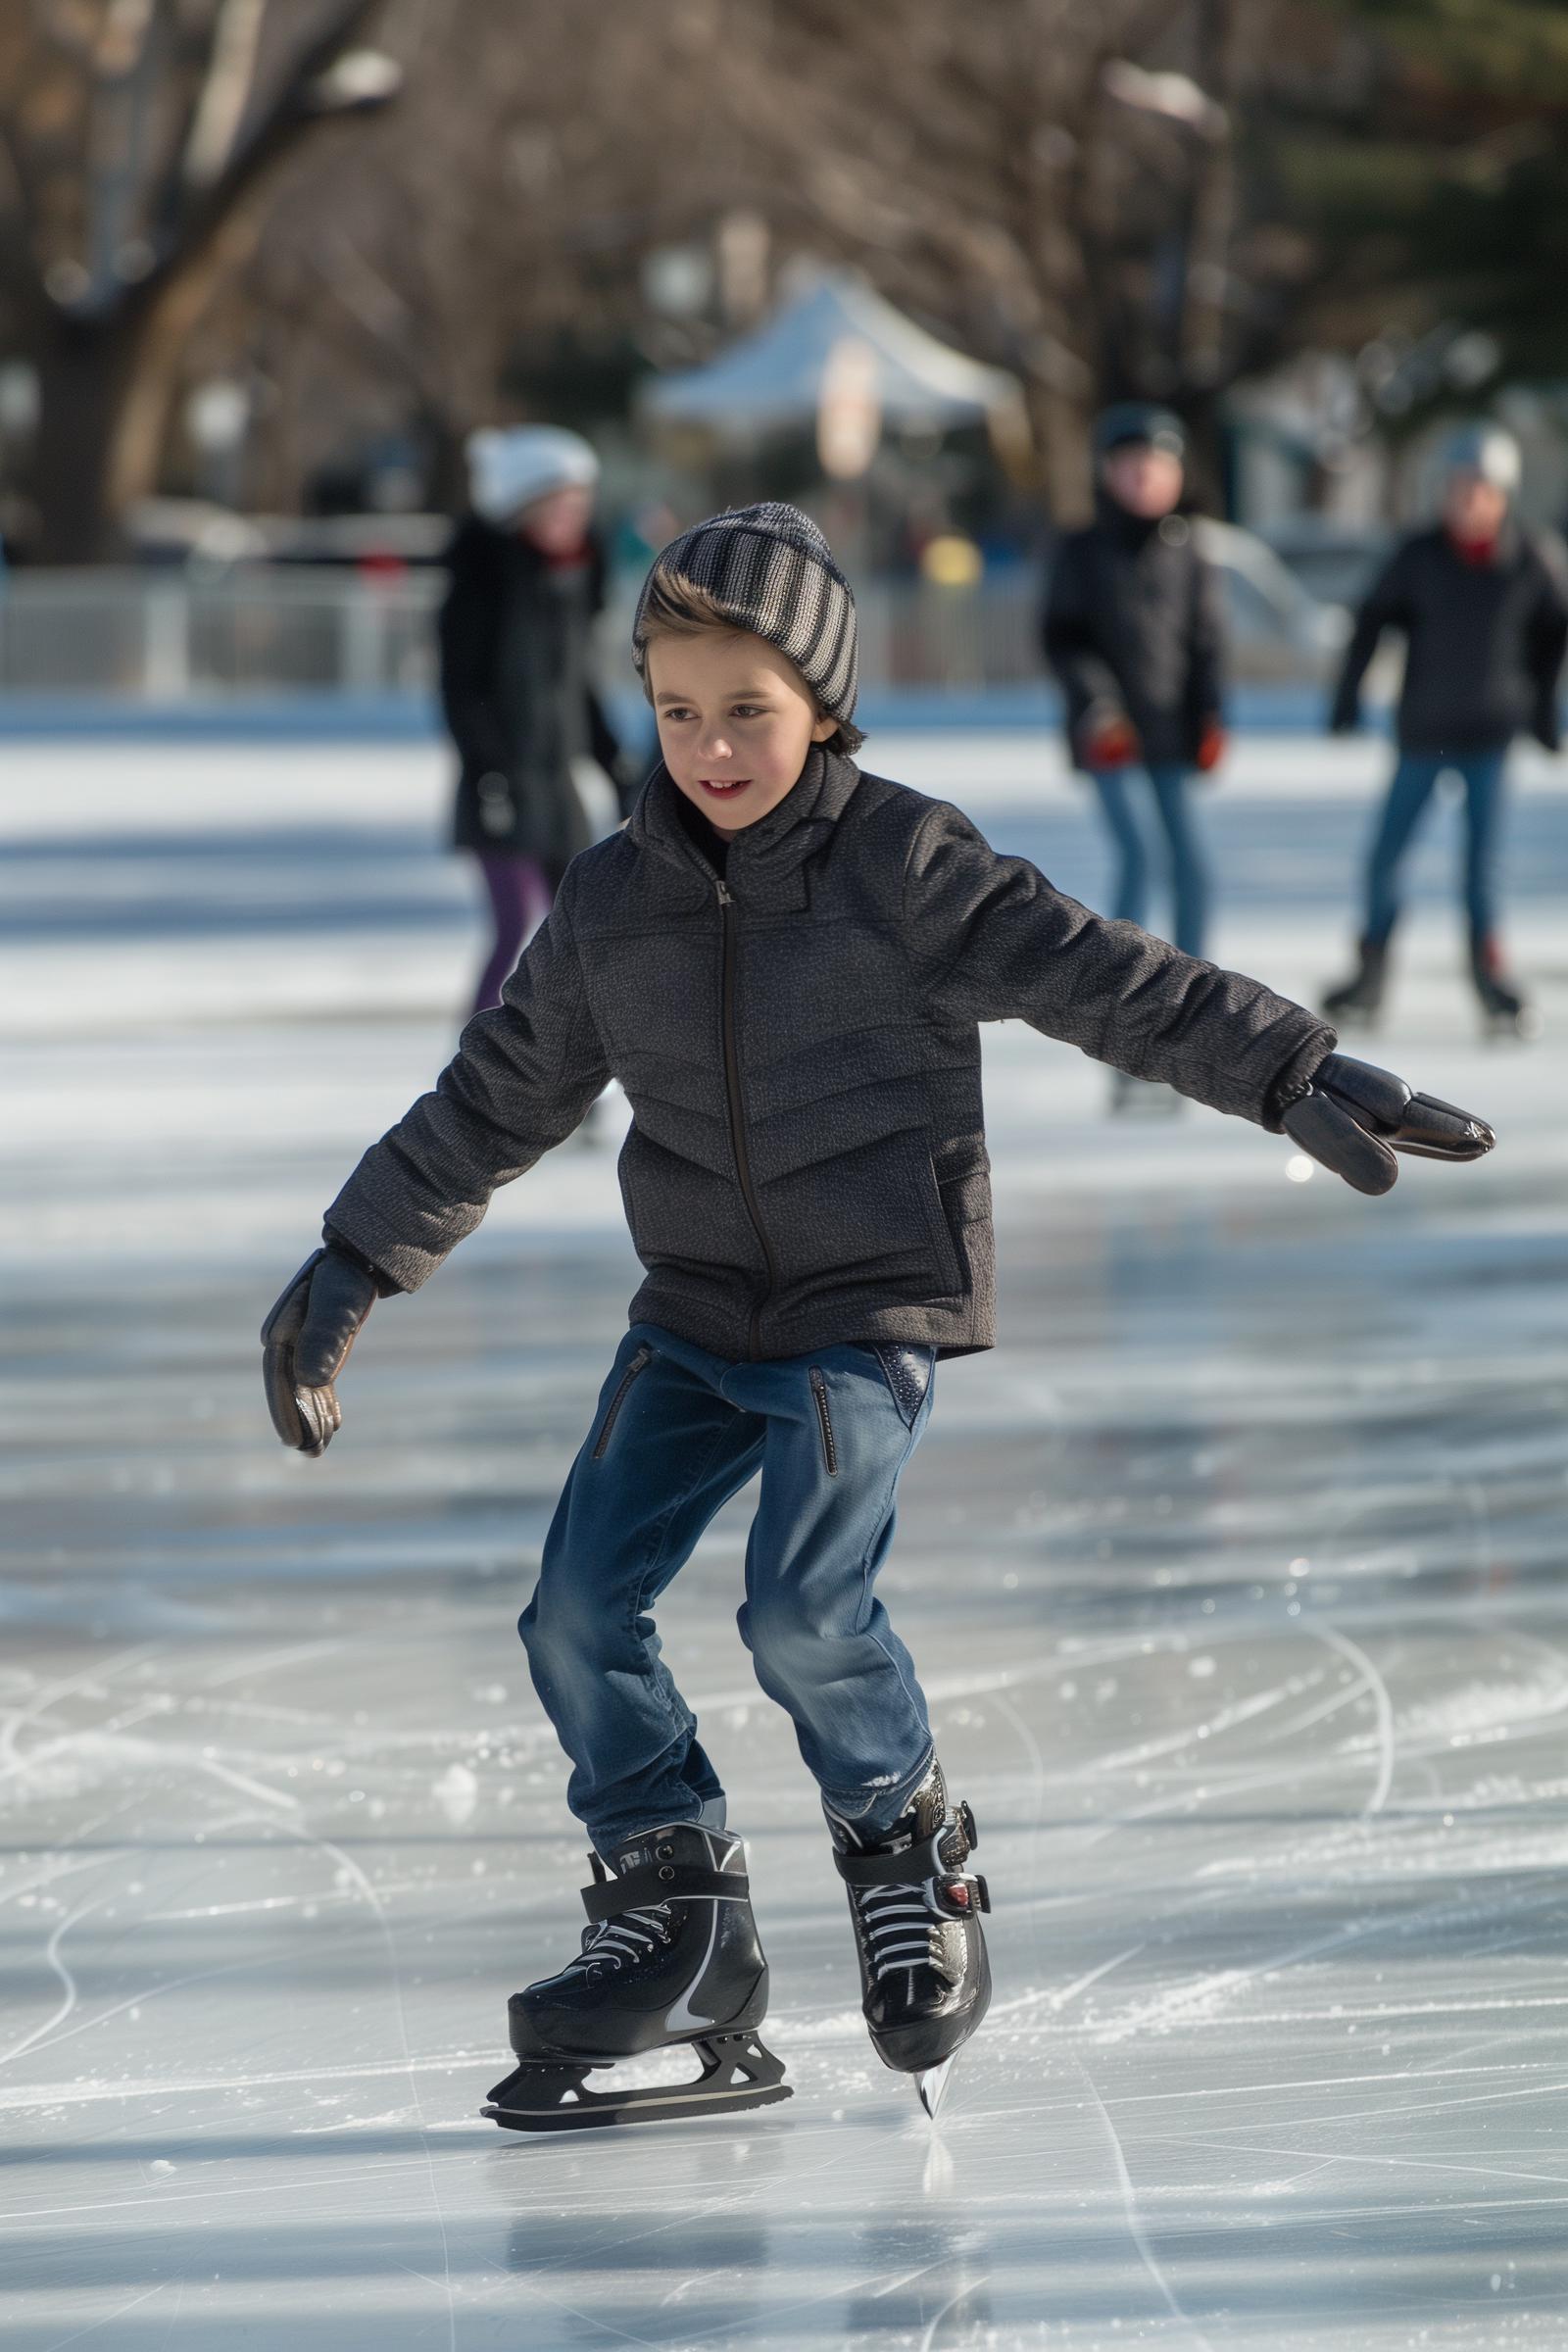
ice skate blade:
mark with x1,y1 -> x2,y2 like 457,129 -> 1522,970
915,2059 -> 953,2119
483,2031 -> 791,2133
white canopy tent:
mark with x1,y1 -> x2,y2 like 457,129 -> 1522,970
639,270 -> 1026,456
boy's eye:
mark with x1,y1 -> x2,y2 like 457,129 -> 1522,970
731,704 -> 768,719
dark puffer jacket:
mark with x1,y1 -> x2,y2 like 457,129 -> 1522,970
324,750 -> 1332,1360
1043,504 -> 1226,769
1330,523 -> 1568,755
439,517 -> 630,869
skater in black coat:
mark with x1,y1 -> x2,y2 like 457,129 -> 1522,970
1323,424 -> 1568,1033
441,426 -> 635,1016
264,503 -> 1494,2130
1043,404 -> 1229,1111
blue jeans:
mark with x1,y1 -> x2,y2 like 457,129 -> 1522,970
1363,749 -> 1507,947
1093,764 -> 1208,957
519,1324 -> 937,1855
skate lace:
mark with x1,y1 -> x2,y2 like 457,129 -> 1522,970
566,1905 -> 671,1971
853,1882 -> 938,1982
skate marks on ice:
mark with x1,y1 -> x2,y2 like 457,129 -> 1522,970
8,1385 -> 1568,2335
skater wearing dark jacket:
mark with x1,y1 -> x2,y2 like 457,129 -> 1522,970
1324,424 -> 1568,1033
442,426 -> 635,1017
264,502 -> 1493,2131
1044,404 -> 1226,1007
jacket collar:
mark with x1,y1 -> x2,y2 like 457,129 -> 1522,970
628,745 -> 861,910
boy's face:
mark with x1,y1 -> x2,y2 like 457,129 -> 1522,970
1444,472 -> 1508,542
1102,444 -> 1184,518
516,483 -> 593,556
648,630 -> 837,833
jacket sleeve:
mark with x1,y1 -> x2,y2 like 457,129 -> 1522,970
322,876 -> 611,1289
1525,535 -> 1568,750
1187,547 -> 1226,727
1330,544 -> 1410,730
438,526 -> 510,781
1042,538 -> 1124,743
904,802 -> 1332,1127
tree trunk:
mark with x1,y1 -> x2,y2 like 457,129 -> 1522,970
1026,372 -> 1095,528
28,315 -> 144,564
26,204 -> 263,563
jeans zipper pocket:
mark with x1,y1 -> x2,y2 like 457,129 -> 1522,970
808,1367 -> 839,1477
592,1346 -> 652,1459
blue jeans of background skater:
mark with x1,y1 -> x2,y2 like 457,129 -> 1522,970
519,1323 -> 938,1856
1362,748 -> 1507,947
1093,763 -> 1208,957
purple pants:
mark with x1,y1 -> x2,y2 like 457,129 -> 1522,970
470,852 -> 555,1017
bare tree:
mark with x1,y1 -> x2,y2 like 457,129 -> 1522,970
695,0 -> 1307,518
0,0 -> 399,559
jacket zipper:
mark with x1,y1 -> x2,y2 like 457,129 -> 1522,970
592,1345 -> 652,1458
808,1367 -> 839,1476
716,877 -> 779,1360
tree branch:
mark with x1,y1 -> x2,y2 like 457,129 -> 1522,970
140,0 -> 391,305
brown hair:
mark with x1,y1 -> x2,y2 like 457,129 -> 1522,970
634,563 -> 865,755
637,564 -> 743,647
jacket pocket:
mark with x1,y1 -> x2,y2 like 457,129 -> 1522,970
591,1345 -> 653,1459
808,1367 -> 839,1477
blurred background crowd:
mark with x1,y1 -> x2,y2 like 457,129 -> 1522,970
1,0 -> 1566,697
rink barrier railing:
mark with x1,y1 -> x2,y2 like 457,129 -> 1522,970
0,566 -> 1333,701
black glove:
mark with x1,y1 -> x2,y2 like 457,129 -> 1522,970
1327,692 -> 1359,737
261,1244 -> 383,1455
1280,1053 -> 1494,1197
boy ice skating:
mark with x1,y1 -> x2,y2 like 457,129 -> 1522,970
1323,423 -> 1568,1034
1044,403 -> 1226,1107
263,503 -> 1494,2130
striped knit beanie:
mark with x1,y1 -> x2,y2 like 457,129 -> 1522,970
632,502 -> 862,749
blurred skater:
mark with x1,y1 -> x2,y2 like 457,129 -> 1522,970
1323,424 -> 1568,1037
1043,403 -> 1227,1111
441,426 -> 637,1017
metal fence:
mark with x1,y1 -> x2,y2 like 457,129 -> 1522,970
0,567 -> 443,697
0,558 -> 1329,700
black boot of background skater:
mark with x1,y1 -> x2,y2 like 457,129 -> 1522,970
826,1761 -> 992,2118
1321,936 -> 1389,1024
484,1822 -> 790,2131
1469,933 -> 1539,1039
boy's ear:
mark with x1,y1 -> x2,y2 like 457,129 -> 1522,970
810,711 -> 839,743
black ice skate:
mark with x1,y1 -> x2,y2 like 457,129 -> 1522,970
1321,937 -> 1388,1026
1470,935 -> 1540,1040
827,1762 -> 991,2119
483,1823 -> 790,2132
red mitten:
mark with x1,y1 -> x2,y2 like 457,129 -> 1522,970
1079,710 -> 1141,772
1195,718 -> 1227,774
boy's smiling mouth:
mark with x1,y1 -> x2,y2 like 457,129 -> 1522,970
699,777 -> 752,797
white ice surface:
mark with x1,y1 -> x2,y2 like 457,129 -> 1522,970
3,732 -> 1567,2349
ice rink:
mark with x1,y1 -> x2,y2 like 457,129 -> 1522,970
4,728 -> 1567,2350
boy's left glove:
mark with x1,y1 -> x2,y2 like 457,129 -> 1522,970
262,1242 -> 386,1455
1279,1053 -> 1494,1197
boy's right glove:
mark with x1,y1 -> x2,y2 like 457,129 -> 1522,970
262,1243 -> 383,1455
1280,1053 -> 1494,1197
1194,717 -> 1227,774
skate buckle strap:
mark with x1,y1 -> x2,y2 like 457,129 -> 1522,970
580,1860 -> 748,1923
833,1830 -> 952,1889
